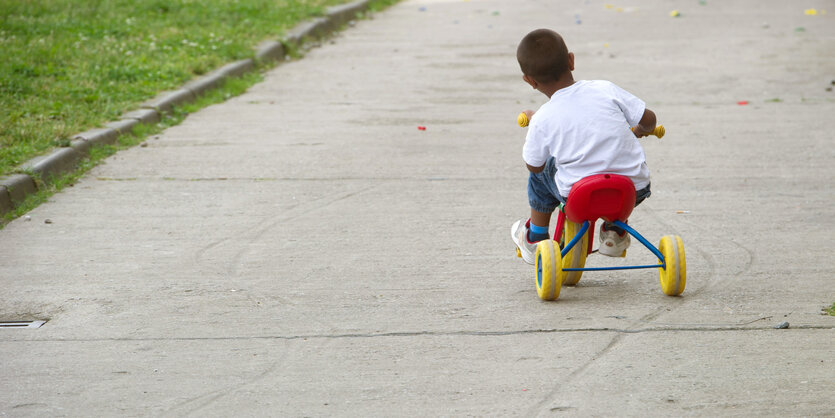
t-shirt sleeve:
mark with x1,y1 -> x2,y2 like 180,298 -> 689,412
522,121 -> 550,168
609,82 -> 646,127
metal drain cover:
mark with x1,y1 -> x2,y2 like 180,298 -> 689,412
0,320 -> 46,329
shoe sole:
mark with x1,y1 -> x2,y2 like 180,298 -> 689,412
598,238 -> 630,257
511,220 -> 535,265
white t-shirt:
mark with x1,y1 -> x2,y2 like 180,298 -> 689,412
522,80 -> 651,197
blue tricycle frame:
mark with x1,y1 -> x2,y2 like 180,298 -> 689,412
530,173 -> 686,301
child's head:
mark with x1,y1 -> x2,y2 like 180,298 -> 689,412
517,29 -> 573,86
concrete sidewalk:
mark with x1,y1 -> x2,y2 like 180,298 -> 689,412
1,0 -> 833,415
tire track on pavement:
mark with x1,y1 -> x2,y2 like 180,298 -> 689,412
527,202 -> 749,415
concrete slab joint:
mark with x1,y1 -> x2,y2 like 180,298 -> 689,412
19,148 -> 83,183
69,138 -> 93,156
104,119 -> 141,135
140,89 -> 196,114
0,174 -> 37,206
255,40 -> 286,63
74,128 -> 119,147
122,108 -> 161,125
0,185 -> 13,216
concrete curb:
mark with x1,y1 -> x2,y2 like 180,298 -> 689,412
0,185 -> 12,216
326,1 -> 368,29
255,40 -> 286,63
122,108 -> 162,125
0,0 -> 371,219
104,119 -> 141,135
19,148 -> 85,184
0,174 -> 38,208
220,59 -> 256,78
329,1 -> 368,20
74,128 -> 119,147
70,128 -> 119,155
182,69 -> 230,97
283,18 -> 332,49
282,2 -> 370,50
182,59 -> 257,97
140,89 -> 196,114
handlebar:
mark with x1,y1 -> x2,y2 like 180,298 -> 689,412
517,112 -> 530,127
518,112 -> 665,138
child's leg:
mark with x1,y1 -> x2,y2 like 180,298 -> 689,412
529,209 -> 552,241
530,209 -> 552,230
527,157 -> 561,241
602,183 -> 652,234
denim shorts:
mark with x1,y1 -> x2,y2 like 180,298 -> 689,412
528,157 -> 651,214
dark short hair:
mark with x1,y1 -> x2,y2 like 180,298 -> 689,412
517,29 -> 570,83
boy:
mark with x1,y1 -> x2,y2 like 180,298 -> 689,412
511,29 -> 657,264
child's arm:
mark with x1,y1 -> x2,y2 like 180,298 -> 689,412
526,162 -> 545,173
520,109 -> 544,172
632,108 -> 657,137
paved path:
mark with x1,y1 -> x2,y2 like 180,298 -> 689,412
2,0 -> 834,415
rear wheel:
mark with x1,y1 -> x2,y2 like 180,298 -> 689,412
560,220 -> 588,286
658,235 -> 686,296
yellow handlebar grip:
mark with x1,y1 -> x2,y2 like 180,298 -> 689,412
632,124 -> 666,138
517,112 -> 529,127
653,125 -> 665,139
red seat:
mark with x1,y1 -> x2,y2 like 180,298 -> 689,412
564,174 -> 636,224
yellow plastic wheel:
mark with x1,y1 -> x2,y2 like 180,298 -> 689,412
535,240 -> 562,300
658,235 -> 686,296
560,220 -> 588,286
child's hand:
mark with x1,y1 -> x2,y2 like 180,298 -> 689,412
517,110 -> 536,127
632,126 -> 651,137
633,109 -> 658,138
632,125 -> 665,138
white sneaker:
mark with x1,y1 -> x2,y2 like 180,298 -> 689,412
598,225 -> 630,257
511,218 -> 538,265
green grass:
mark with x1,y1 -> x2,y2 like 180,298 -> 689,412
0,0 -> 379,177
2,71 -> 262,225
825,303 -> 835,316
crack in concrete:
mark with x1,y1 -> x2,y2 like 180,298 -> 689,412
95,176 -> 504,182
6,324 -> 833,343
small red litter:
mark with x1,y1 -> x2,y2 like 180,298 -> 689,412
417,126 -> 427,131
737,101 -> 749,105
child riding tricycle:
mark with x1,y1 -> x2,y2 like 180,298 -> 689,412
511,29 -> 685,300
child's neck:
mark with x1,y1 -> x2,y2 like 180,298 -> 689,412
541,74 -> 575,98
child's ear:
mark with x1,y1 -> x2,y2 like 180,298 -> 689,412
568,52 -> 575,71
523,74 -> 538,89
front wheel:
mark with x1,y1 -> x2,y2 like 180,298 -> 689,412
658,235 -> 686,296
535,240 -> 562,300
